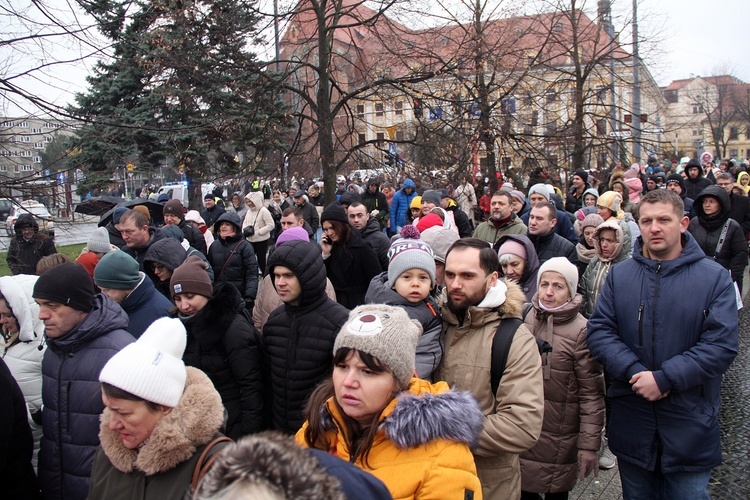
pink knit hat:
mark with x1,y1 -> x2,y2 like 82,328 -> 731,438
497,240 -> 527,260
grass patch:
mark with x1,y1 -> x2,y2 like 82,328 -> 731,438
0,243 -> 86,277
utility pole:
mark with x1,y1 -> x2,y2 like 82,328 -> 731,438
598,0 -> 618,164
274,0 -> 288,189
631,0 -> 641,163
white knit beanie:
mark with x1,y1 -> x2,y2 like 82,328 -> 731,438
537,257 -> 578,299
334,305 -> 422,386
99,317 -> 187,407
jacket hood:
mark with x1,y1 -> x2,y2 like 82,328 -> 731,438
183,283 -> 245,347
339,191 -> 361,206
245,191 -> 265,210
441,277 -> 526,327
159,224 -> 185,243
143,237 -> 187,271
593,219 -> 626,263
633,230 -> 706,273
494,234 -> 540,285
47,294 -> 130,353
610,180 -> 630,203
267,239 -> 326,306
0,275 -> 44,342
99,367 -> 224,476
324,379 -> 483,449
402,179 -> 416,191
693,184 -> 731,221
213,211 -> 242,233
737,171 -> 749,186
14,213 -> 39,233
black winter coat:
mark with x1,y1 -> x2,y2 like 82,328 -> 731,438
39,295 -> 134,500
7,214 -> 56,275
529,230 -> 579,267
208,212 -> 258,309
447,204 -> 473,237
143,238 -> 187,298
728,192 -> 750,235
325,230 -> 382,310
177,219 -> 207,256
122,228 -> 166,271
264,240 -> 350,433
688,185 -> 748,289
180,283 -> 265,439
359,217 -> 390,270
103,222 -> 126,248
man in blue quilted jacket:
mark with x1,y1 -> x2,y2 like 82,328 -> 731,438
587,189 -> 738,500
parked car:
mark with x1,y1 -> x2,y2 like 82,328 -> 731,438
0,198 -> 13,222
5,200 -> 55,239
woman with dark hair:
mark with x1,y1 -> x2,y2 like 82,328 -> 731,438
319,203 -> 381,309
297,305 -> 483,499
88,318 -> 227,499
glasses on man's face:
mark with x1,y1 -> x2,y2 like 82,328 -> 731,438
152,263 -> 165,271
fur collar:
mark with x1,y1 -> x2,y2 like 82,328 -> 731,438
99,367 -> 224,476
323,379 -> 483,450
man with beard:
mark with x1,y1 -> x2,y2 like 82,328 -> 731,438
437,238 -> 544,500
683,158 -> 713,201
472,191 -> 527,245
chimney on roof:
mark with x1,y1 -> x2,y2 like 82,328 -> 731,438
598,0 -> 612,37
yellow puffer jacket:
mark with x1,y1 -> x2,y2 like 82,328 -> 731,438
297,378 -> 483,500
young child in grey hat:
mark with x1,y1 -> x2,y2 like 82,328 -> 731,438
364,234 -> 442,380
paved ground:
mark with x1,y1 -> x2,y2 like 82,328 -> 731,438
571,280 -> 750,499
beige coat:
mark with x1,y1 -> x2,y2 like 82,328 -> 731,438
242,191 -> 275,243
520,294 -> 605,494
438,279 -> 544,500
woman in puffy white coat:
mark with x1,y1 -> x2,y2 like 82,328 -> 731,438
242,191 -> 275,275
0,274 -> 46,468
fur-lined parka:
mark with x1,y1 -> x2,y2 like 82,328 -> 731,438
437,279 -> 544,500
87,368 -> 226,500
179,283 -> 265,439
520,294 -> 604,494
296,378 -> 484,500
580,219 -> 631,317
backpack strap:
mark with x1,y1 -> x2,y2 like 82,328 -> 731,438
490,304 -> 534,396
190,436 -> 233,492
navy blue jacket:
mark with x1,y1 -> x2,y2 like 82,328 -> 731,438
587,233 -> 738,473
120,274 -> 173,338
38,295 -> 134,500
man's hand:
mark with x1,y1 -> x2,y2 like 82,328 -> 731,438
578,450 -> 599,480
629,371 -> 668,401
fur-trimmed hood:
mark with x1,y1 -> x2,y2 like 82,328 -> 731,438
98,367 -> 224,476
323,378 -> 483,450
440,277 -> 527,327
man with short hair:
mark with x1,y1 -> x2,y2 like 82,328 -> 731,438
163,199 -> 207,256
716,171 -> 750,234
472,191 -> 527,245
565,169 -> 590,213
527,202 -> 578,266
94,251 -> 172,338
587,189 -> 738,500
34,263 -> 134,499
201,193 -> 226,229
438,238 -> 544,499
280,206 -> 313,239
119,209 -> 164,270
348,201 -> 389,269
263,240 -> 349,433
293,191 -> 320,233
521,184 -> 578,243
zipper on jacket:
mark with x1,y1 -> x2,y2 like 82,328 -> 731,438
56,354 -> 67,496
66,380 -> 72,430
637,303 -> 644,346
651,263 -> 662,368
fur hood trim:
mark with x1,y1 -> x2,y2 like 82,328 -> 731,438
99,367 -> 224,476
384,389 -> 484,450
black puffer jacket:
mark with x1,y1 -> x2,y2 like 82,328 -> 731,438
529,230 -> 578,267
177,219 -> 207,256
688,185 -> 747,289
325,229 -> 382,310
264,240 -> 350,434
6,214 -> 57,275
208,212 -> 258,309
179,283 -> 265,439
359,217 -> 390,270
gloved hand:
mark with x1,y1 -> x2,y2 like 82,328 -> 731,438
243,226 -> 255,237
370,209 -> 379,217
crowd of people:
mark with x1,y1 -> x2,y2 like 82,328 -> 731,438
1,155 -> 743,500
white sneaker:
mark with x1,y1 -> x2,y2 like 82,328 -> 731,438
599,441 -> 617,470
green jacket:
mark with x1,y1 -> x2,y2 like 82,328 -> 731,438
472,215 -> 527,245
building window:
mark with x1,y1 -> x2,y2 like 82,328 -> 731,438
692,105 -> 704,114
546,91 -> 557,103
1,121 -> 13,127
34,156 -> 42,163
356,104 -> 365,118
34,142 -> 44,149
553,22 -> 563,33
20,165 -> 32,171
664,90 -> 678,103
375,103 -> 384,117
376,132 -> 385,145
730,149 -> 738,158
19,121 -> 28,128
0,165 -> 6,172
729,127 -> 738,140
31,128 -> 42,134
358,133 -> 366,145
395,130 -> 404,142
395,101 -> 403,115
596,119 -> 607,136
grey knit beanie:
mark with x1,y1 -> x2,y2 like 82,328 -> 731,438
421,190 -> 441,206
87,227 -> 111,254
387,238 -> 436,287
334,305 -> 422,386
528,183 -> 550,201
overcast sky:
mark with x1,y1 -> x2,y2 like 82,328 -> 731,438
2,0 -> 749,116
